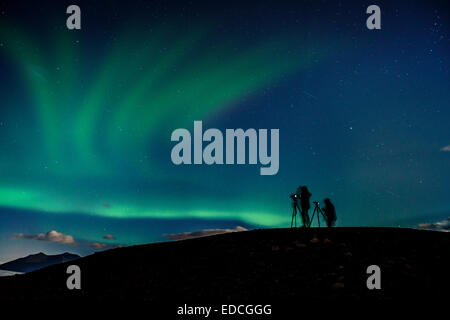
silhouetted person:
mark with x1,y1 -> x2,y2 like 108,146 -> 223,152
322,198 -> 336,228
296,186 -> 311,227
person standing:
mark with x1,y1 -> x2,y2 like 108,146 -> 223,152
322,198 -> 337,227
297,186 -> 311,227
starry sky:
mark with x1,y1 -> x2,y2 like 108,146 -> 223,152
0,0 -> 449,262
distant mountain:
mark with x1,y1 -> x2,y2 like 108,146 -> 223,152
0,270 -> 23,277
0,252 -> 80,273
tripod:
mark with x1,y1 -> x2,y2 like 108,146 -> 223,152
291,199 -> 298,228
309,201 -> 325,228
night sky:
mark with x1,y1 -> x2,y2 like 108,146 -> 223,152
0,0 -> 449,262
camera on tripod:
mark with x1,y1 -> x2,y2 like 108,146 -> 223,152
290,196 -> 325,228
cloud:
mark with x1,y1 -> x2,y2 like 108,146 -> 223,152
103,233 -> 116,240
418,217 -> 450,232
91,242 -> 107,249
164,226 -> 248,241
12,230 -> 117,252
13,230 -> 76,245
440,145 -> 450,152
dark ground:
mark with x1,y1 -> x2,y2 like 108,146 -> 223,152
0,227 -> 448,306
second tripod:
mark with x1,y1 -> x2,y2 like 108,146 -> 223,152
309,201 -> 325,227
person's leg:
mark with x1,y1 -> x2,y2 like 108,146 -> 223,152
302,208 -> 310,227
297,205 -> 305,227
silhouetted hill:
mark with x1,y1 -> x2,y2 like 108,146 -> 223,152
0,228 -> 448,304
0,252 -> 80,273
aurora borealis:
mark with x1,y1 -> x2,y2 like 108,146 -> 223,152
0,0 -> 449,261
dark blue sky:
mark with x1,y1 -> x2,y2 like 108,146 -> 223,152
0,0 -> 449,262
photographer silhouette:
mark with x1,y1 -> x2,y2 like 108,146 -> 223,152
297,186 -> 311,227
322,198 -> 337,227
